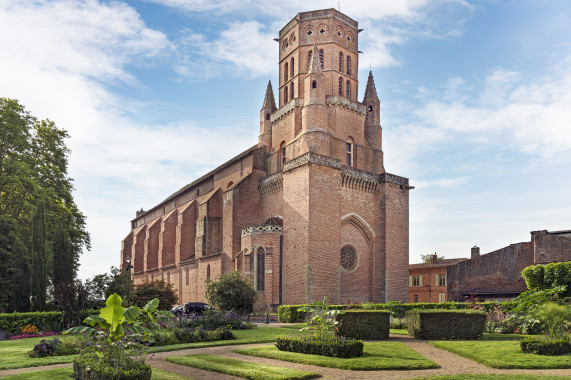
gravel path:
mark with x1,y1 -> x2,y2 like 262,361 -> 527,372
2,335 -> 571,379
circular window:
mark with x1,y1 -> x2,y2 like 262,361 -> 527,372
341,245 -> 358,271
306,29 -> 313,36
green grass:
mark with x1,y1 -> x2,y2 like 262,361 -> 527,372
429,340 -> 571,369
235,342 -> 439,370
0,335 -> 79,370
410,375 -> 569,380
167,354 -> 319,379
390,328 -> 408,335
0,366 -> 194,379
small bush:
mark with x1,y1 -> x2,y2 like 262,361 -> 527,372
21,324 -> 39,334
178,310 -> 243,330
28,338 -> 79,357
335,310 -> 390,340
277,305 -> 309,323
390,317 -> 407,329
275,334 -> 363,358
520,336 -> 571,356
407,309 -> 486,340
73,351 -> 152,380
173,326 -> 235,343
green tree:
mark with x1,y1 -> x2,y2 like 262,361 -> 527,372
0,215 -> 17,311
30,198 -> 47,311
421,253 -> 445,263
134,280 -> 178,310
11,238 -> 30,312
52,224 -> 74,288
0,98 -> 90,285
105,266 -> 135,306
205,271 -> 258,315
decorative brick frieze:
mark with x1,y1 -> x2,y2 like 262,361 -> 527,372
325,95 -> 366,115
342,166 -> 379,193
241,224 -> 283,237
271,98 -> 303,123
379,172 -> 411,188
259,172 -> 283,197
283,152 -> 342,173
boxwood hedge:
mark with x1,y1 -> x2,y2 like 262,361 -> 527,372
520,336 -> 571,356
407,309 -> 486,340
335,310 -> 390,340
275,335 -> 363,358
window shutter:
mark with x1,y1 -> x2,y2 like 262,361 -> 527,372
444,273 -> 447,286
419,275 -> 423,286
408,276 -> 412,287
435,274 -> 439,286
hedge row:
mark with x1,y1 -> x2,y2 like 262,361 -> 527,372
520,336 -> 571,356
0,312 -> 63,335
522,261 -> 571,294
407,309 -> 486,340
275,335 -> 363,358
277,302 -> 497,322
335,310 -> 390,340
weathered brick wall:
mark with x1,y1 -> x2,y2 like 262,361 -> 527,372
159,210 -> 177,266
447,242 -> 533,301
532,230 -> 571,264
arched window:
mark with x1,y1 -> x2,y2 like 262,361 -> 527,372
186,268 -> 189,286
290,82 -> 294,100
284,86 -> 288,103
280,142 -> 286,170
339,52 -> 343,72
346,80 -> 351,99
256,247 -> 265,291
284,62 -> 288,81
307,50 -> 312,70
319,49 -> 324,69
312,80 -> 317,89
265,112 -> 270,120
290,57 -> 294,77
338,77 -> 343,96
346,137 -> 354,167
346,56 -> 351,76
206,264 -> 211,281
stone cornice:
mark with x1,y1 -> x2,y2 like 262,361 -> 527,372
342,166 -> 379,193
325,95 -> 366,115
380,173 -> 412,188
271,98 -> 304,123
259,172 -> 283,197
283,152 -> 343,172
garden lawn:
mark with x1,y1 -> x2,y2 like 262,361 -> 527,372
167,354 -> 319,379
429,340 -> 571,369
0,367 -> 194,379
0,335 -> 78,370
149,326 -> 311,353
235,342 -> 439,370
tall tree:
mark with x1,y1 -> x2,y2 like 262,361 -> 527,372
52,224 -> 74,288
30,198 -> 47,311
11,239 -> 30,312
0,215 -> 17,312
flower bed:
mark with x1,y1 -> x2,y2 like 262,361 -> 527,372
9,331 -> 61,340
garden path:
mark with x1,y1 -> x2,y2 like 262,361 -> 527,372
1,335 -> 571,379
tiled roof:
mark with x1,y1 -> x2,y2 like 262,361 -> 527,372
409,258 -> 468,269
461,278 -> 528,296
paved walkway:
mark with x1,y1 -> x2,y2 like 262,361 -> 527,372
2,335 -> 571,379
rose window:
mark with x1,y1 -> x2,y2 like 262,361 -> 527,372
340,245 -> 357,270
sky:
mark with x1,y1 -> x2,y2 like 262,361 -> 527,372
1,0 -> 570,280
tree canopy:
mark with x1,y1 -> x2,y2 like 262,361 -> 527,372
205,271 -> 258,315
0,98 -> 90,311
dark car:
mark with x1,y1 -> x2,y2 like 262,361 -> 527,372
184,302 -> 212,316
170,304 -> 184,317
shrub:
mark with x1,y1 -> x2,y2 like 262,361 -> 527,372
73,350 -> 152,380
172,326 -> 235,343
205,271 -> 258,315
275,334 -> 363,358
28,338 -> 79,357
390,316 -> 407,329
277,304 -> 309,323
520,336 -> 571,356
21,324 -> 39,334
407,309 -> 486,340
522,261 -> 571,295
178,310 -> 243,330
335,310 -> 390,340
0,311 -> 63,335
134,279 -> 178,310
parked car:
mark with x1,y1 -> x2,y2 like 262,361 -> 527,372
170,304 -> 184,317
184,302 -> 212,316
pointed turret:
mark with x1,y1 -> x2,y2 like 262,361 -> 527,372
363,71 -> 383,172
363,71 -> 379,101
308,42 -> 322,74
259,80 -> 276,149
261,80 -> 277,112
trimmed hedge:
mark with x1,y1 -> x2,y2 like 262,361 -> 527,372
522,261 -> 571,295
0,312 -> 63,335
407,309 -> 486,340
275,335 -> 363,358
278,302 -> 498,322
335,310 -> 390,340
520,336 -> 571,356
73,351 -> 152,380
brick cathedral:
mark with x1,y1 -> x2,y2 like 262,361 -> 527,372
121,8 -> 413,311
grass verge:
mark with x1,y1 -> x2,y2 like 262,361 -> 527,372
0,335 -> 78,370
235,342 -> 439,370
166,354 -> 319,379
0,366 -> 194,379
429,340 -> 571,369
409,375 -> 569,380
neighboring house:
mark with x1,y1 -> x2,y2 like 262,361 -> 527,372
121,8 -> 413,311
447,230 -> 571,301
408,255 -> 468,303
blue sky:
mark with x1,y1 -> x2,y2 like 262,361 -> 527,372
1,0 -> 569,280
